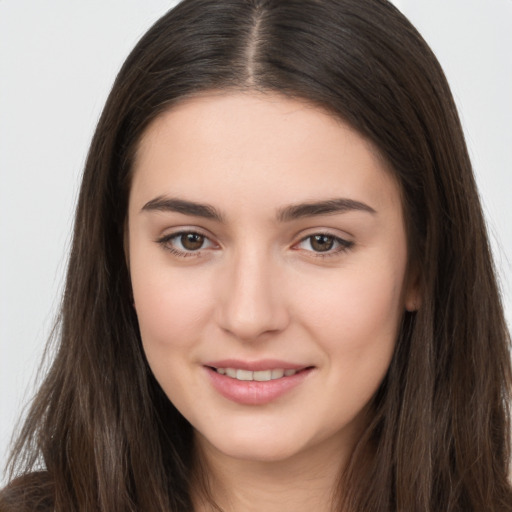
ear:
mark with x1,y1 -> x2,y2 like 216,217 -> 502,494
404,261 -> 422,312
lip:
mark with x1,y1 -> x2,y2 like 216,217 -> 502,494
203,359 -> 307,371
204,360 -> 314,405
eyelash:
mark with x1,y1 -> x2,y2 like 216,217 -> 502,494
296,233 -> 354,258
156,231 -> 354,258
156,231 -> 213,258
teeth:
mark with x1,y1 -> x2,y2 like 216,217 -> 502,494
254,370 -> 271,381
271,369 -> 284,379
236,369 -> 253,381
225,368 -> 237,378
215,367 -> 299,381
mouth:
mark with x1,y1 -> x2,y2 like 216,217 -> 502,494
205,363 -> 314,405
207,366 -> 312,382
203,359 -> 315,404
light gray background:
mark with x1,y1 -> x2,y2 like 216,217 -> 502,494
1,1 -> 511,481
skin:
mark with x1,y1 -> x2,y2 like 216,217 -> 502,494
127,91 -> 420,511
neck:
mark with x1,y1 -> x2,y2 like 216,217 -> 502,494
191,432 -> 357,512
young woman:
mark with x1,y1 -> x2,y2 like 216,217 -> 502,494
2,0 -> 511,511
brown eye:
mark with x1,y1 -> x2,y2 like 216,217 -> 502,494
295,233 -> 354,256
310,234 -> 335,252
157,230 -> 216,256
180,233 -> 205,251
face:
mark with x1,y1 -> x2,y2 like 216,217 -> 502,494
127,92 -> 419,465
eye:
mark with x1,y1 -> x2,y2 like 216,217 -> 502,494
296,233 -> 353,255
176,232 -> 207,251
157,231 -> 216,256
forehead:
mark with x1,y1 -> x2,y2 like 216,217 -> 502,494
130,91 -> 401,218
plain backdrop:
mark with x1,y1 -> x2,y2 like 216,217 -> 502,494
1,0 -> 511,482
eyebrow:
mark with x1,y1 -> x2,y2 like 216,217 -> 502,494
141,196 -> 224,222
276,198 -> 376,222
141,196 -> 376,222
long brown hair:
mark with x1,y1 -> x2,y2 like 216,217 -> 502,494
2,0 -> 511,510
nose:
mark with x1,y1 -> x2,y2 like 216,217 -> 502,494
216,248 -> 290,341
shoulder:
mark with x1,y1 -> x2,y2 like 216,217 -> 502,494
0,471 -> 54,512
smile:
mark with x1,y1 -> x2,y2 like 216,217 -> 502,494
205,364 -> 314,405
213,368 -> 300,381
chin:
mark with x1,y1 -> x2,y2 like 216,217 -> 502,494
195,422 -> 330,465
216,440 -> 306,464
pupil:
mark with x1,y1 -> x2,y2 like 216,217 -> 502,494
181,233 -> 204,251
311,235 -> 334,252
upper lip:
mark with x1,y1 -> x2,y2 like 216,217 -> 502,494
203,359 -> 311,371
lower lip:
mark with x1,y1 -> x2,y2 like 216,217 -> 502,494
205,367 -> 313,405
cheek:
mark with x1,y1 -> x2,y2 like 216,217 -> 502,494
294,258 -> 405,373
294,264 -> 404,429
303,266 -> 402,329
131,264 -> 216,410
131,259 -> 214,353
